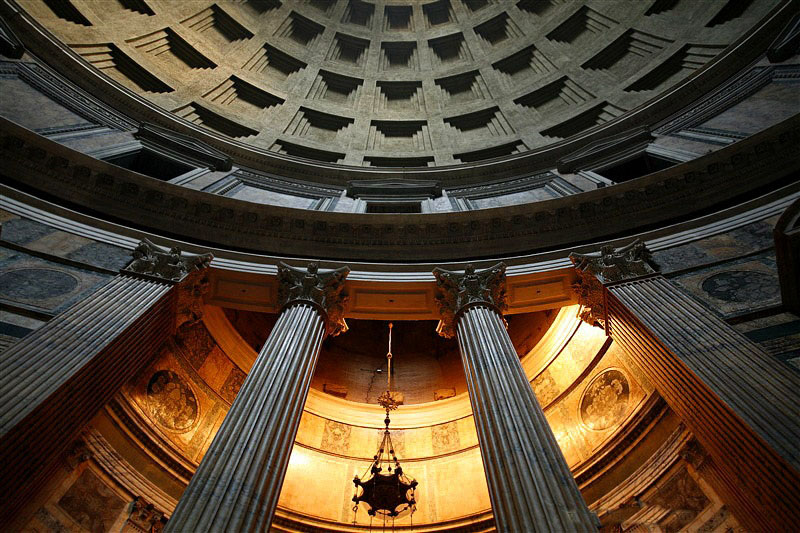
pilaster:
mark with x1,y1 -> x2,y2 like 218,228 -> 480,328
433,263 -> 598,532
570,240 -> 800,530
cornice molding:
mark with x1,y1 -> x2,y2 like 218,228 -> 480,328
1,114 -> 798,262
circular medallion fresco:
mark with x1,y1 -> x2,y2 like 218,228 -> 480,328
0,268 -> 79,300
701,270 -> 779,303
580,369 -> 630,431
146,370 -> 198,432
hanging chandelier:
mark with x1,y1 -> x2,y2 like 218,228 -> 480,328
352,322 -> 418,524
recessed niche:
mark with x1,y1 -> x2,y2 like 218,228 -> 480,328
517,0 -> 563,17
363,156 -> 434,167
327,33 -> 370,67
271,140 -> 345,163
307,70 -> 363,106
582,30 -> 672,78
546,6 -> 617,45
594,152 -> 677,183
380,41 -> 419,70
375,81 -> 425,112
276,11 -> 324,47
243,43 -> 307,81
444,106 -> 513,139
285,107 -> 355,142
342,0 -> 374,27
514,76 -> 594,114
43,0 -> 91,25
454,141 -> 526,162
540,102 -> 624,139
492,45 -> 555,84
127,27 -> 217,72
423,0 -> 455,27
461,0 -> 492,12
474,13 -> 522,48
115,0 -> 154,16
73,43 -> 173,93
174,102 -> 259,138
104,147 -> 194,180
368,121 -> 431,151
384,6 -> 413,31
707,0 -> 755,27
307,0 -> 336,15
435,70 -> 491,105
204,76 -> 284,112
182,4 -> 254,45
625,44 -> 725,92
238,0 -> 282,16
428,33 -> 471,67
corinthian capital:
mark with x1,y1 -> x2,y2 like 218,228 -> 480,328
278,262 -> 350,336
569,239 -> 657,284
432,263 -> 507,339
122,239 -> 213,283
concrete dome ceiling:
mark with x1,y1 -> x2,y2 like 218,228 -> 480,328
19,0 -> 779,167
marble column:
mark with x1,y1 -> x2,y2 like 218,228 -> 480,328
433,264 -> 598,532
570,240 -> 800,531
165,262 -> 350,533
0,239 -> 212,526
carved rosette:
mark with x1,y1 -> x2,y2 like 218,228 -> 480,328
122,239 -> 213,284
277,262 -> 350,337
680,438 -> 709,471
569,239 -> 658,328
432,263 -> 507,339
63,438 -> 93,471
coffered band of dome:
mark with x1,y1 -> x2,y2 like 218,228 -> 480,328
2,114 -> 798,262
1,0 -> 794,186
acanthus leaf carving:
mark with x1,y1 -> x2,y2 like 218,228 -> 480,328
277,262 -> 350,337
569,239 -> 658,284
122,239 -> 213,283
432,263 -> 507,339
126,496 -> 168,533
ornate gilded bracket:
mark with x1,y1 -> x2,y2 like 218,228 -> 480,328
432,263 -> 507,339
278,262 -> 350,337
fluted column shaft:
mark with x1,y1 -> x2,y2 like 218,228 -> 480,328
0,274 -> 175,524
457,305 -> 597,532
165,303 -> 325,532
606,276 -> 800,530
165,261 -> 349,533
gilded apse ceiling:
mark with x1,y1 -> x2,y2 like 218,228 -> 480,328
17,0 -> 779,167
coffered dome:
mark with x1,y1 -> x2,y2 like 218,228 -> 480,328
20,0 -> 780,167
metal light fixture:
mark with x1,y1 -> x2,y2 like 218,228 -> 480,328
352,322 -> 418,526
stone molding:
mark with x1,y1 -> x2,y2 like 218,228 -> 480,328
432,262 -> 507,339
3,114 -> 798,262
122,239 -> 213,284
135,123 -> 232,172
277,262 -> 350,336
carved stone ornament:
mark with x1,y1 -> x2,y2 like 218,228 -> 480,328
569,239 -> 658,284
122,239 -> 213,283
571,267 -> 607,330
126,496 -> 168,533
680,438 -> 709,471
277,262 -> 350,337
64,438 -> 93,471
432,263 -> 507,339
